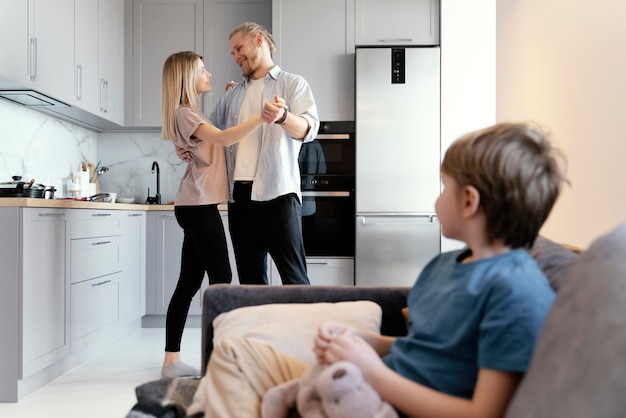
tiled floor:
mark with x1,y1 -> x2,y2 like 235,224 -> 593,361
0,328 -> 202,418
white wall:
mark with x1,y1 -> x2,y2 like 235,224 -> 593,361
440,0 -> 496,251
497,1 -> 626,248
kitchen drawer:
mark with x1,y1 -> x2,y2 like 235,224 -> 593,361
306,257 -> 354,286
71,235 -> 122,284
270,257 -> 355,286
71,209 -> 122,239
70,273 -> 120,348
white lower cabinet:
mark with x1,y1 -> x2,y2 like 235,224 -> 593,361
70,273 -> 120,350
69,209 -> 145,350
20,208 -> 70,379
270,257 -> 355,286
119,212 -> 146,322
0,206 -> 145,401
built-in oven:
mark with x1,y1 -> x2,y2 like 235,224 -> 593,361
299,121 -> 355,257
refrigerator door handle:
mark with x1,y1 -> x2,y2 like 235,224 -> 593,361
359,214 -> 437,224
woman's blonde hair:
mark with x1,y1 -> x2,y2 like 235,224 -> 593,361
161,51 -> 203,141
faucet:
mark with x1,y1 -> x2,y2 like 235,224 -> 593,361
148,161 -> 161,204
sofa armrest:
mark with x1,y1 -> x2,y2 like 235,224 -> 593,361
201,284 -> 410,371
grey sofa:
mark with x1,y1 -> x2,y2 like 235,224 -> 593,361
201,222 -> 626,417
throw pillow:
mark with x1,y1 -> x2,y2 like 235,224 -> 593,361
506,222 -> 626,417
212,301 -> 383,365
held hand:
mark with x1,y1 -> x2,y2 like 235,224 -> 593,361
176,146 -> 192,162
225,80 -> 238,91
261,95 -> 288,124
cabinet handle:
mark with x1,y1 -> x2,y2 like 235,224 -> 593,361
377,38 -> 414,43
75,64 -> 82,100
29,38 -> 37,81
91,241 -> 112,246
306,262 -> 330,266
38,213 -> 65,217
128,213 -> 143,217
91,213 -> 112,217
92,279 -> 111,287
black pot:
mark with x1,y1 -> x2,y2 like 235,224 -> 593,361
0,176 -> 47,198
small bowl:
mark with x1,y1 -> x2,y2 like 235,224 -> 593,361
116,197 -> 135,204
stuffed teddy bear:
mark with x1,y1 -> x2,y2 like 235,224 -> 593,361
261,361 -> 398,418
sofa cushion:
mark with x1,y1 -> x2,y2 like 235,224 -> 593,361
212,300 -> 382,365
528,235 -> 579,291
506,222 -> 626,417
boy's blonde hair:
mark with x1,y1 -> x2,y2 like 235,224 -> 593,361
161,51 -> 203,141
441,122 -> 568,248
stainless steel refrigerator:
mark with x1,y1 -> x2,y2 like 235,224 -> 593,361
355,46 -> 441,287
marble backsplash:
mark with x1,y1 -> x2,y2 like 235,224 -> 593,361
0,99 -> 184,202
0,100 -> 97,194
96,132 -> 186,203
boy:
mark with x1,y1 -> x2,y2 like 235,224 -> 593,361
198,122 -> 568,418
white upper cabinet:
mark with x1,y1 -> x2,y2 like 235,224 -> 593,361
98,0 -> 125,124
355,0 -> 439,46
129,0 -> 204,127
75,0 -> 100,113
0,0 -> 75,103
273,0 -> 355,121
75,0 -> 124,124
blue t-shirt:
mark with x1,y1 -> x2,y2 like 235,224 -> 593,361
383,249 -> 555,399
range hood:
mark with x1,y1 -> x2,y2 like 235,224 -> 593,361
0,89 -> 69,107
0,75 -> 156,133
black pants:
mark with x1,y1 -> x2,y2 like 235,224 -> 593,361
228,182 -> 309,285
165,205 -> 231,352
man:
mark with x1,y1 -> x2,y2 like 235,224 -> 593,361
210,22 -> 320,285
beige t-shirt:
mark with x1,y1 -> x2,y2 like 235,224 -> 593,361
233,77 -> 264,181
173,107 -> 229,206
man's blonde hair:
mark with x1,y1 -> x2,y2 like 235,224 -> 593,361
161,51 -> 203,141
229,22 -> 276,53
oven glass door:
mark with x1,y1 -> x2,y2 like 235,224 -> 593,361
301,190 -> 355,257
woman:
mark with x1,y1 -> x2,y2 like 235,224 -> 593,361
160,51 -> 278,377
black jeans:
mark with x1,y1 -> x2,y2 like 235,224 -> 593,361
228,182 -> 309,285
165,205 -> 231,352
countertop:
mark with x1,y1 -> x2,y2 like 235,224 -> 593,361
0,198 -> 229,211
0,198 -> 175,210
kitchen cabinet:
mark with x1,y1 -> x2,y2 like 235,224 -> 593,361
0,0 -> 75,104
0,205 -> 145,402
75,0 -> 125,124
0,207 -> 70,401
119,211 -> 146,322
272,0 -> 355,121
128,0 -> 204,127
127,0 -> 271,128
20,208 -> 70,379
354,0 -> 440,46
270,257 -> 354,286
69,209 -> 145,350
70,209 -> 123,350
